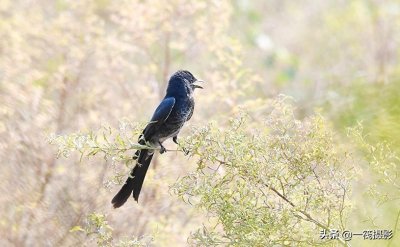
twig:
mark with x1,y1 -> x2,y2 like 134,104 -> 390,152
265,184 -> 350,247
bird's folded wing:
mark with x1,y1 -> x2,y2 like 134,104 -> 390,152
150,97 -> 175,123
142,97 -> 176,139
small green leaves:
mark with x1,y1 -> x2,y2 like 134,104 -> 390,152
49,121 -> 151,164
70,213 -> 153,247
69,225 -> 84,233
172,98 -> 355,246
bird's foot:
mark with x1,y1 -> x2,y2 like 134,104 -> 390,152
173,136 -> 189,155
182,147 -> 189,156
159,142 -> 167,154
132,150 -> 140,160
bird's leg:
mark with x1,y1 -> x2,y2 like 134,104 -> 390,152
173,136 -> 189,155
159,141 -> 167,154
133,150 -> 140,160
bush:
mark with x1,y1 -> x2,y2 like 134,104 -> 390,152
171,97 -> 356,246
52,97 -> 358,246
51,97 -> 400,246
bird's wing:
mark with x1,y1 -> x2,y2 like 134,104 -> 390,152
150,97 -> 176,123
142,97 -> 175,138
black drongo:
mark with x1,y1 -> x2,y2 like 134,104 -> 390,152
111,70 -> 203,208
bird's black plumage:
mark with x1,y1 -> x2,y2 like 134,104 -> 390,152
111,70 -> 202,208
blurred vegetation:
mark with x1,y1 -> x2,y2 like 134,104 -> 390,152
0,0 -> 399,246
70,213 -> 153,247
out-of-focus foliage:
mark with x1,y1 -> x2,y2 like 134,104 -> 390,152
1,0 -> 400,246
70,213 -> 153,247
0,0 -> 243,246
333,80 -> 400,153
348,124 -> 399,199
345,123 -> 400,247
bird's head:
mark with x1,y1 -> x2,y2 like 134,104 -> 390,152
167,70 -> 203,96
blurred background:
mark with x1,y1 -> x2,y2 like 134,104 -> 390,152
0,0 -> 399,246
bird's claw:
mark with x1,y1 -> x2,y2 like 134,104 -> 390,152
173,136 -> 189,155
159,144 -> 167,154
133,150 -> 140,160
182,147 -> 189,156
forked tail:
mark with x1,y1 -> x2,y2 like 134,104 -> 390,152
111,150 -> 154,208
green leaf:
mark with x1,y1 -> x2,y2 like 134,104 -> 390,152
69,225 -> 84,233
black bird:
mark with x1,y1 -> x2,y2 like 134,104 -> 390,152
111,70 -> 203,208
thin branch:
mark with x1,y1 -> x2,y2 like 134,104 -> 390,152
264,184 -> 350,247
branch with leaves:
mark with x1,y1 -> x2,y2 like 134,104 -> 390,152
50,97 -> 361,246
49,120 -> 186,165
170,97 -> 356,246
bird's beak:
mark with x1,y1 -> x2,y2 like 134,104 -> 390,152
193,79 -> 204,89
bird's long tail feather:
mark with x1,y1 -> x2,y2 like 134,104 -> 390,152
111,150 -> 154,208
